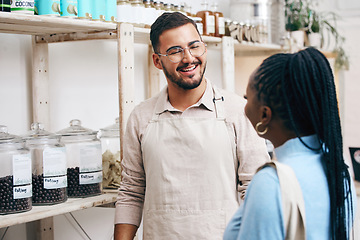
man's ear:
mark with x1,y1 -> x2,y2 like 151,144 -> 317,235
261,106 -> 272,126
152,53 -> 163,70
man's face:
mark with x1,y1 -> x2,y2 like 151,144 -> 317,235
153,23 -> 207,90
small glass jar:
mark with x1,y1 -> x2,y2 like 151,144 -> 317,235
57,120 -> 102,198
153,0 -> 163,18
0,126 -> 32,214
224,18 -> 232,37
143,0 -> 155,28
23,123 -> 67,205
117,0 -> 132,23
163,3 -> 172,13
130,0 -> 145,27
99,118 -> 122,189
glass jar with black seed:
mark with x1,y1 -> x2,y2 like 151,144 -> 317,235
57,119 -> 102,198
0,125 -> 32,214
23,123 -> 68,205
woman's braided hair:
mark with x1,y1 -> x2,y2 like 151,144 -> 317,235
252,47 -> 353,239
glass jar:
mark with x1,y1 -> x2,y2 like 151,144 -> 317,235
224,18 -> 232,37
196,1 -> 215,36
98,118 -> 122,189
153,0 -> 163,18
211,2 -> 225,37
0,126 -> 32,214
23,123 -> 67,205
163,3 -> 172,13
57,119 -> 102,198
143,0 -> 155,28
117,0 -> 132,23
130,0 -> 145,27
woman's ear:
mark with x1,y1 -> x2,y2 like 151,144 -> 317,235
260,106 -> 272,126
152,53 -> 163,70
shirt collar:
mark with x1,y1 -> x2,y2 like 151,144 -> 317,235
274,134 -> 322,161
154,78 -> 215,115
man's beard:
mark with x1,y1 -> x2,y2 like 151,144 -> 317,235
162,61 -> 207,90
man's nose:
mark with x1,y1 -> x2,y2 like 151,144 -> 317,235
181,48 -> 195,63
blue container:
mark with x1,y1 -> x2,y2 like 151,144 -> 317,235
91,0 -> 105,21
34,0 -> 60,16
77,0 -> 91,19
105,0 -> 116,22
60,0 -> 77,17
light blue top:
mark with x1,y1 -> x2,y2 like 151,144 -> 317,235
223,135 -> 357,240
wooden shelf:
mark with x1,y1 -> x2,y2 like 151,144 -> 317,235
0,192 -> 117,228
235,41 -> 285,56
0,12 -> 116,35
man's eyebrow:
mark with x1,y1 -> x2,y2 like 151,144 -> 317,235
165,40 -> 201,52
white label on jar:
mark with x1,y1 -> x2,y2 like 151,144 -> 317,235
43,147 -> 67,177
13,154 -> 32,186
13,185 -> 32,199
79,171 -> 102,184
219,17 -> 225,35
44,175 -> 67,189
207,15 -> 215,34
117,4 -> 132,23
79,142 -> 102,173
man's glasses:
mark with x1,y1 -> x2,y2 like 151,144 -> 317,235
156,41 -> 207,63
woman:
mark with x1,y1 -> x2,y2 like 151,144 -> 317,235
224,48 -> 356,240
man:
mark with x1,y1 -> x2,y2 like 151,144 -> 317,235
114,12 -> 269,239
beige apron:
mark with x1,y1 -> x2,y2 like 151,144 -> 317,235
141,87 -> 239,240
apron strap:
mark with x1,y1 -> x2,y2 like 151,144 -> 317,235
258,161 -> 307,240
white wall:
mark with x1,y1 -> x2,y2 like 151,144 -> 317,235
0,0 -> 360,239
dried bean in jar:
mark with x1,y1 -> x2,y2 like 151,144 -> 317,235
32,174 -> 67,205
67,167 -> 101,197
0,176 -> 31,214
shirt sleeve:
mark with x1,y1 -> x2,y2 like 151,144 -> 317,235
115,108 -> 146,227
234,100 -> 270,199
236,167 -> 284,240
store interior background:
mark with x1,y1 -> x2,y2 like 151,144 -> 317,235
0,0 -> 359,239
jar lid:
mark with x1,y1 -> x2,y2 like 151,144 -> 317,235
190,17 -> 203,21
56,119 -> 98,136
0,125 -> 23,143
23,123 -> 58,140
99,118 -> 120,138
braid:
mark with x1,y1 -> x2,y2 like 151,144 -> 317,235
253,47 -> 353,239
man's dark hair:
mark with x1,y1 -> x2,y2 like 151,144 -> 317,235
150,12 -> 200,53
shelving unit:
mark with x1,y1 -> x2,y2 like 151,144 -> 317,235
0,193 -> 117,228
0,11 -> 285,239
